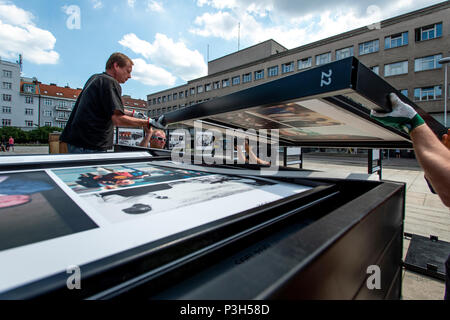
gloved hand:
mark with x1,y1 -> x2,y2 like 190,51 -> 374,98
148,115 -> 167,130
130,110 -> 167,130
130,110 -> 148,120
370,93 -> 425,134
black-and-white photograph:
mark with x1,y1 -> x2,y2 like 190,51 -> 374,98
80,174 -> 302,224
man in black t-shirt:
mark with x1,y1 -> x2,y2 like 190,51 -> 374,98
61,52 -> 163,153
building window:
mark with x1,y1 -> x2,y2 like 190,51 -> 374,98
243,73 -> 252,83
222,79 -> 230,88
205,83 -> 211,92
415,54 -> 442,72
25,120 -> 33,127
189,88 -> 194,96
25,108 -> 33,115
2,119 -> 11,126
162,107 -> 166,114
45,122 -> 52,127
359,39 -> 379,55
162,96 -> 167,102
384,61 -> 408,77
385,32 -> 408,49
232,76 -> 240,86
336,47 -> 354,60
167,106 -> 172,112
415,23 -> 442,41
2,82 -> 12,90
268,66 -> 278,77
298,57 -> 312,70
414,86 -> 441,101
2,94 -> 11,102
197,85 -> 204,94
2,106 -> 11,113
173,92 -> 178,100
179,91 -> 184,98
282,62 -> 294,73
23,84 -> 34,93
25,96 -> 33,104
400,89 -> 408,97
213,81 -> 220,90
254,70 -> 264,80
44,110 -> 52,117
370,66 -> 379,75
44,98 -> 52,106
152,98 -> 156,105
316,52 -> 331,66
2,70 -> 12,78
167,94 -> 172,101
157,97 -> 161,104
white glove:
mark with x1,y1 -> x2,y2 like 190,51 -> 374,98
370,93 -> 425,134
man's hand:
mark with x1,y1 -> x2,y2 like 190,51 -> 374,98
370,93 -> 425,134
148,115 -> 167,130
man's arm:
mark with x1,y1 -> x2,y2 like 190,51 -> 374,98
371,93 -> 450,207
411,125 -> 450,207
139,127 -> 153,148
111,110 -> 148,128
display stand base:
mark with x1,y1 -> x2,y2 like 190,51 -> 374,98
404,233 -> 450,281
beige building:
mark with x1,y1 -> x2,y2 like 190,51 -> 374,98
147,2 -> 450,126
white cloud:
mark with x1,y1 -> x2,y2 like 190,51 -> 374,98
0,1 -> 59,64
119,33 -> 207,84
147,0 -> 164,12
127,0 -> 136,8
91,0 -> 103,9
190,12 -> 239,40
191,0 -> 443,49
131,58 -> 176,86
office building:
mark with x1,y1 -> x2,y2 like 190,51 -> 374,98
147,1 -> 450,126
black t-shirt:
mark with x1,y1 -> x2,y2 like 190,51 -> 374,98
60,73 -> 124,150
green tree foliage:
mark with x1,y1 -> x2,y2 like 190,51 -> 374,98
0,126 -> 63,144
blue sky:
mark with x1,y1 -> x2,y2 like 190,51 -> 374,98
0,0 -> 443,100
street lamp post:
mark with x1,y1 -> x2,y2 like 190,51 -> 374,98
438,57 -> 450,127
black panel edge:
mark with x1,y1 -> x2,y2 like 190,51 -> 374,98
354,60 -> 447,137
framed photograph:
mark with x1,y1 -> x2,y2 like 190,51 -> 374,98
0,157 -> 334,298
163,57 -> 446,148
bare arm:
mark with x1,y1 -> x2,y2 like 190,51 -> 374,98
139,127 -> 153,148
411,125 -> 450,207
248,147 -> 270,166
111,110 -> 148,128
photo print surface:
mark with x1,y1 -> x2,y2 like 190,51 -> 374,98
80,174 -> 295,223
52,163 -> 210,194
0,171 -> 98,252
210,99 -> 401,142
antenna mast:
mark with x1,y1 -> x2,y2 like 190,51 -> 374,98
238,23 -> 240,51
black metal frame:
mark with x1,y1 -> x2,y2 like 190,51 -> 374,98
161,57 -> 446,148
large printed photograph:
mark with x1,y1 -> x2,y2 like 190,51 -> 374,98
0,171 -> 98,252
210,100 -> 388,141
52,163 -> 210,194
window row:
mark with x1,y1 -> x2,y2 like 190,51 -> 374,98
1,119 -> 34,127
2,82 -> 12,90
391,85 -> 445,102
1,107 -> 35,115
369,54 -> 443,77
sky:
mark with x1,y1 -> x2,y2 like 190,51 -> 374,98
0,0 -> 444,100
